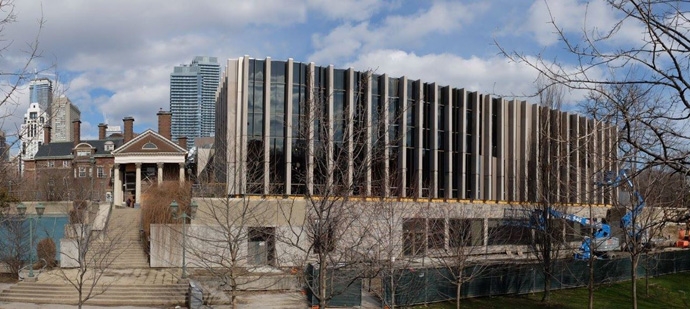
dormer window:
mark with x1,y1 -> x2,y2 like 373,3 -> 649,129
77,150 -> 90,157
142,142 -> 158,150
104,141 -> 115,151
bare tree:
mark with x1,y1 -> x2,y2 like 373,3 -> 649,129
429,205 -> 491,309
498,0 -> 690,176
185,174 -> 276,308
57,200 -> 128,309
276,69 -> 399,308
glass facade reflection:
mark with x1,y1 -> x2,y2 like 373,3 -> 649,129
215,57 -> 614,205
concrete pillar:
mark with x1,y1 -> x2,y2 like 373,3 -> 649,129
179,163 -> 185,185
364,72 -> 373,196
569,114 -> 581,203
346,68 -> 355,193
482,95 -> 492,201
457,89 -> 467,199
382,74 -> 390,197
263,57 -> 271,195
414,81 -> 423,198
285,58 -> 294,195
399,77 -> 408,198
113,164 -> 122,206
470,92 -> 480,200
306,62 -> 315,195
443,87 -> 453,199
495,98 -> 505,201
157,163 -> 164,186
430,83 -> 439,199
135,163 -> 142,205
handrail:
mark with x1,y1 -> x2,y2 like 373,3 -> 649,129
18,258 -> 48,281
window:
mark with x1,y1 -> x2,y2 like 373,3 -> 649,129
449,219 -> 484,247
488,219 -> 532,245
78,166 -> 87,178
97,167 -> 105,178
77,150 -> 90,157
142,142 -> 158,150
403,218 -> 426,256
428,218 -> 445,249
63,161 -> 70,168
104,141 -> 114,151
47,161 -> 54,168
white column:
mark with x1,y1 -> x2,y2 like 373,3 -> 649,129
264,57 -> 272,195
179,163 -> 185,185
399,77 -> 408,198
482,95 -> 493,201
285,58 -> 294,195
157,163 -> 163,186
430,83 -> 439,199
135,163 -> 142,205
113,164 -> 122,206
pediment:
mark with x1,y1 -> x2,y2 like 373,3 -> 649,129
112,129 -> 187,155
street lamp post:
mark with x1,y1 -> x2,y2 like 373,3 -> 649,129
90,157 -> 96,201
16,202 -> 45,280
169,199 -> 197,279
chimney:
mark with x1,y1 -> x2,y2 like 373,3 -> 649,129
123,117 -> 134,143
178,136 -> 187,150
98,123 -> 108,140
72,120 -> 81,147
43,124 -> 51,144
157,110 -> 172,140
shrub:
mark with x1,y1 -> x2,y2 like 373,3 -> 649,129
141,182 -> 189,253
37,237 -> 57,268
69,200 -> 88,224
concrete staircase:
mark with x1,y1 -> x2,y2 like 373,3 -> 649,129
0,282 -> 188,306
0,206 -> 203,307
99,207 -> 149,269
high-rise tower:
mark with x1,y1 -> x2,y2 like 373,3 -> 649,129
169,56 -> 220,148
29,78 -> 53,116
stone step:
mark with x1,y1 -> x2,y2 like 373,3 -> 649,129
0,282 -> 227,307
0,283 -> 188,306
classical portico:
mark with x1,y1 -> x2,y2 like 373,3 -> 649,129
112,129 -> 187,206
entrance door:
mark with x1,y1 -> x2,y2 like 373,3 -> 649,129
248,227 -> 275,266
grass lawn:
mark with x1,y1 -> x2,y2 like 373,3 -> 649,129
422,272 -> 690,309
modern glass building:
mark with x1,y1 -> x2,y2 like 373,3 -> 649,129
214,56 -> 616,205
170,56 -> 221,148
29,78 -> 53,116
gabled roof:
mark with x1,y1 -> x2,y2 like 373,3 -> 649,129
112,129 -> 187,155
33,137 -> 125,159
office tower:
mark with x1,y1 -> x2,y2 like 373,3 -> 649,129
169,56 -> 220,148
51,95 -> 81,142
29,77 -> 53,115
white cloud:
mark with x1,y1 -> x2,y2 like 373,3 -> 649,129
346,49 -> 593,105
309,1 -> 487,63
523,0 -> 645,47
307,0 -> 385,21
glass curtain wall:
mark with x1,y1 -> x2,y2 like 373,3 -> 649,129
247,60 -> 265,194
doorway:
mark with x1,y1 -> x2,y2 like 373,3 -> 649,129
248,227 -> 276,266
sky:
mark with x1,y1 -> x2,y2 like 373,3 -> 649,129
0,0 -> 635,153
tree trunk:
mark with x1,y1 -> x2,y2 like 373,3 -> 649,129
588,257 -> 594,309
319,254 -> 328,309
631,254 -> 638,309
390,270 -> 395,309
645,254 -> 649,297
456,276 -> 463,309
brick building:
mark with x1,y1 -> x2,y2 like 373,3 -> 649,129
23,110 -> 188,204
